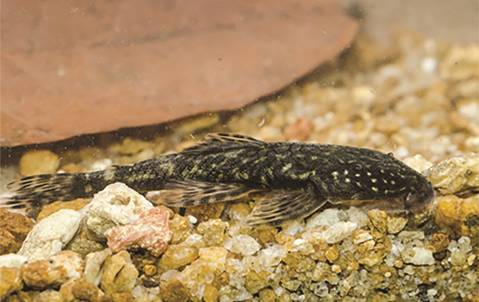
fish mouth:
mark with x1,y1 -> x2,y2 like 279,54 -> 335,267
409,188 -> 436,213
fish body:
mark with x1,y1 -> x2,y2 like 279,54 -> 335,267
5,133 -> 435,225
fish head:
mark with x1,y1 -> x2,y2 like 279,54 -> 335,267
403,174 -> 435,214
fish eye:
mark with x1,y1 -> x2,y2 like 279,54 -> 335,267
387,152 -> 394,158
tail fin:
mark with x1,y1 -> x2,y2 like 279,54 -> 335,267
2,172 -> 104,210
2,159 -> 169,210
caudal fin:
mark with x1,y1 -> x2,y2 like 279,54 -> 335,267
2,173 -> 94,209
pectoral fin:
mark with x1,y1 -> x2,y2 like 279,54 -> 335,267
159,179 -> 260,207
246,189 -> 326,225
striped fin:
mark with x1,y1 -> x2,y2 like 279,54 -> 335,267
246,189 -> 326,226
205,133 -> 264,144
159,179 -> 260,207
2,169 -> 115,210
3,173 -> 84,209
183,133 -> 265,153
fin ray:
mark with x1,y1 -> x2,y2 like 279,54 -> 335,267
246,189 -> 325,225
183,133 -> 265,153
5,173 -> 87,209
159,179 -> 259,207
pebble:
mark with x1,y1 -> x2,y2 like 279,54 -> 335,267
325,246 -> 340,263
0,267 -> 22,300
143,264 -> 157,277
353,230 -> 374,244
401,247 -> 435,265
259,288 -> 277,302
331,264 -> 342,273
245,270 -> 269,294
19,150 -> 60,176
18,209 -> 82,261
403,154 -> 433,172
100,251 -> 139,296
256,244 -> 287,268
367,210 -> 388,234
109,137 -> 153,155
224,234 -> 261,256
21,251 -> 84,288
310,222 -> 358,244
82,183 -> 153,238
60,278 -> 107,302
106,206 -> 172,257
185,203 -> 225,223
284,118 -> 314,141
0,254 -> 27,268
387,217 -> 408,234
84,248 -> 112,286
64,224 -> 105,257
37,198 -> 90,220
345,207 -> 369,228
430,232 -> 450,252
197,219 -> 229,246
169,214 -> 193,244
306,208 -> 342,229
425,155 -> 479,195
31,290 -> 64,302
178,247 -> 228,299
0,209 -> 34,255
159,244 -> 199,270
434,195 -> 479,235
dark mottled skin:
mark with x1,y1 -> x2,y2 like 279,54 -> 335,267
6,134 -> 435,223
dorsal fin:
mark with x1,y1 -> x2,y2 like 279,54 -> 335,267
183,133 -> 265,153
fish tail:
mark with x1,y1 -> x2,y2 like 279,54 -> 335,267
2,168 -> 118,210
2,159 -> 170,210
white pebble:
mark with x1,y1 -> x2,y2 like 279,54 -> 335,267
401,247 -> 435,265
18,209 -> 83,261
82,183 -> 153,238
307,208 -> 342,228
0,254 -> 27,268
224,235 -> 260,256
311,222 -> 358,244
187,215 -> 198,225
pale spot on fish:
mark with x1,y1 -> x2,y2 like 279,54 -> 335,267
103,167 -> 116,181
282,163 -> 292,172
298,172 -> 311,179
371,178 -> 377,183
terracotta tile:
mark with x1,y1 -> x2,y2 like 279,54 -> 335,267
1,0 -> 357,146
